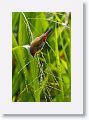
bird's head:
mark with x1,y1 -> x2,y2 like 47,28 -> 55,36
40,28 -> 52,42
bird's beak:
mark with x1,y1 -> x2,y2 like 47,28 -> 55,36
43,28 -> 52,42
47,28 -> 52,34
45,28 -> 52,36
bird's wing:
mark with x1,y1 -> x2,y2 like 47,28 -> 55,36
30,37 -> 42,48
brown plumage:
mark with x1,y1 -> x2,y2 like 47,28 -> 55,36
30,28 -> 52,56
30,37 -> 42,49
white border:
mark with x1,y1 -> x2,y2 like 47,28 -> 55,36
0,0 -> 83,114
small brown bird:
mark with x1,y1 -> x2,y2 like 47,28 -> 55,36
30,28 -> 52,56
29,28 -> 52,56
23,28 -> 52,56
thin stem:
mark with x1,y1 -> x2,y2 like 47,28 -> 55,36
55,23 -> 64,101
22,12 -> 33,40
12,46 -> 24,52
46,41 -> 56,57
28,17 -> 70,29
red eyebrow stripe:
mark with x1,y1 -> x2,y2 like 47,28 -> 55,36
43,34 -> 47,42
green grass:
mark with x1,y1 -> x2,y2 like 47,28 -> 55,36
12,12 -> 71,102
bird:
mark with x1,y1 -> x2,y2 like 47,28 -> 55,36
23,28 -> 52,56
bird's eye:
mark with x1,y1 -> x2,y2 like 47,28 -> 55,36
43,35 -> 47,42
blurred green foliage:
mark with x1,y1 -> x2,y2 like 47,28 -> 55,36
12,12 -> 71,102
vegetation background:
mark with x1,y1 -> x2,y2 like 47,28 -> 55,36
12,12 -> 71,102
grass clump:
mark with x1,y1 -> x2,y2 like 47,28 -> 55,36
12,12 -> 71,102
